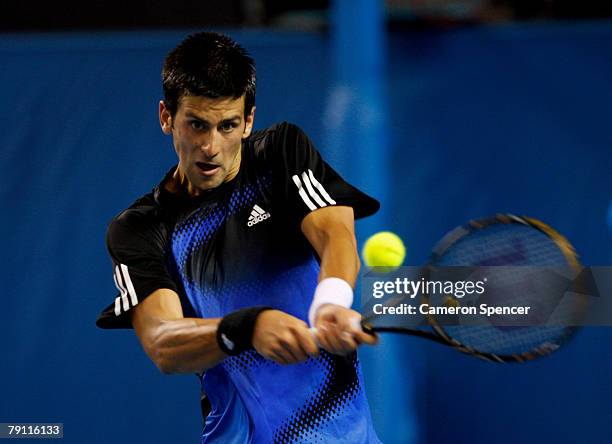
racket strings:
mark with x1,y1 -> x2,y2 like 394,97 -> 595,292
431,222 -> 578,357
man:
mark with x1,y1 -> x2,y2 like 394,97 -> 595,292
97,31 -> 381,443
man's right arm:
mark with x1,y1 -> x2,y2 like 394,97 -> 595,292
131,288 -> 224,374
131,288 -> 319,374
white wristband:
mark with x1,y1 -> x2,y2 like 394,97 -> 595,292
308,277 -> 354,326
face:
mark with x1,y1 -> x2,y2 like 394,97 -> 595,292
159,95 -> 255,196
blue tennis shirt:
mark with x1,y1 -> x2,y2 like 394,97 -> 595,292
97,122 -> 381,443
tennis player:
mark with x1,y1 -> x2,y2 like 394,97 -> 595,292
97,31 -> 381,443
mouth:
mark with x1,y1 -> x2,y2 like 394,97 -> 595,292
195,161 -> 221,177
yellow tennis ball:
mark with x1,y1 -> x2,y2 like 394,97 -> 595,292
362,231 -> 406,269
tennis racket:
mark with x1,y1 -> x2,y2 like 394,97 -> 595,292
360,214 -> 584,363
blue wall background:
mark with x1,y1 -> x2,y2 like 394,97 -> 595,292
1,22 -> 611,444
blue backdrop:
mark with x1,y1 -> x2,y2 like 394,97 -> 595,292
1,22 -> 611,444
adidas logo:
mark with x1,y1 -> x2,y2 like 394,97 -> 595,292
247,204 -> 271,227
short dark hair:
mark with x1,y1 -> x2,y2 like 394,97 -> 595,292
162,32 -> 256,118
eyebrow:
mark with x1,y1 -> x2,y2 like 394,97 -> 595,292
185,113 -> 242,123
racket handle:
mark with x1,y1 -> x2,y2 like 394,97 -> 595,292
310,321 -> 377,343
360,320 -> 377,336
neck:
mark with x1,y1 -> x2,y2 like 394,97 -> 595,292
166,168 -> 190,195
225,148 -> 242,183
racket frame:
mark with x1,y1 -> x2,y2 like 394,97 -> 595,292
364,214 -> 582,363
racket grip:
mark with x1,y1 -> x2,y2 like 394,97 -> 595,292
310,321 -> 377,344
360,320 -> 377,336
310,322 -> 375,334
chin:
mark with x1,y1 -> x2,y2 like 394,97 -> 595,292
197,177 -> 223,191
185,169 -> 221,192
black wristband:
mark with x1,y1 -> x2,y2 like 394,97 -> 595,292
216,306 -> 273,355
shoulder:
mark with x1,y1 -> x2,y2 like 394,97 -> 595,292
248,122 -> 314,158
107,192 -> 171,250
111,192 -> 158,231
250,121 -> 304,140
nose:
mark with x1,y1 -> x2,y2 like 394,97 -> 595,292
200,128 -> 222,158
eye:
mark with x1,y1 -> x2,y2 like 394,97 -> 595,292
220,121 -> 238,133
190,120 -> 207,131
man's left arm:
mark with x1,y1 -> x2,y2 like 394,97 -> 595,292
301,205 -> 378,355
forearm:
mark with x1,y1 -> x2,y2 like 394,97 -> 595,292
147,317 -> 224,374
301,206 -> 360,326
316,225 -> 360,287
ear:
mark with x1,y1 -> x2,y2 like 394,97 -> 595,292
242,106 -> 256,139
159,100 -> 173,135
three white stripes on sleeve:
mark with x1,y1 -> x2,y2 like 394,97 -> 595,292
113,264 -> 138,316
291,169 -> 336,211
